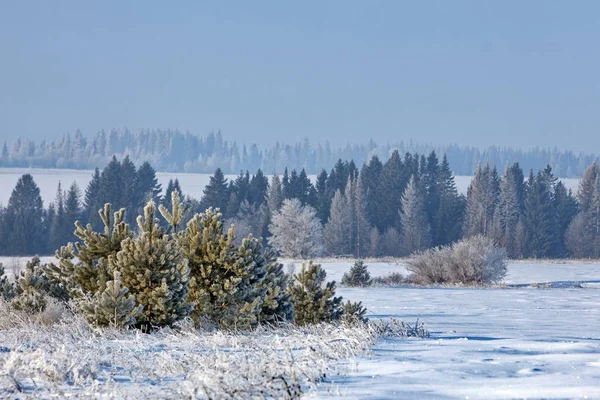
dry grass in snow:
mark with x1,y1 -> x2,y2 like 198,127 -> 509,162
0,299 -> 422,399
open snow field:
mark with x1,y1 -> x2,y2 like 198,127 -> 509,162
1,258 -> 599,398
0,168 -> 581,206
307,261 -> 600,399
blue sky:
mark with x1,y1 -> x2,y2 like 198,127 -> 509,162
1,1 -> 599,151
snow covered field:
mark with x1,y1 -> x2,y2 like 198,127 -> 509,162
309,261 -> 600,399
1,258 -> 599,398
0,168 -> 581,206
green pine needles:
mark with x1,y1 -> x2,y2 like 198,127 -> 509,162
38,190 -> 365,330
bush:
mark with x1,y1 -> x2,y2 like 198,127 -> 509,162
371,272 -> 411,286
406,235 -> 507,285
341,260 -> 371,287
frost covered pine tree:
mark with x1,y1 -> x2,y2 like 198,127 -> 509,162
288,261 -> 342,326
464,163 -> 499,237
80,271 -> 142,328
323,189 -> 352,255
399,176 -> 431,255
113,200 -> 191,328
269,199 -> 324,259
492,166 -> 521,257
178,208 -> 269,329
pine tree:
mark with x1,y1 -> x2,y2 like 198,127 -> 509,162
378,151 -> 405,231
200,168 -> 229,214
45,204 -> 133,301
1,174 -> 44,255
464,163 -> 498,237
112,201 -> 191,328
434,155 -> 464,246
360,156 -> 384,231
577,162 -> 600,212
258,245 -> 294,324
288,262 -> 342,326
162,178 -> 184,215
120,155 -> 138,226
341,260 -> 371,287
554,182 -> 578,257
84,168 -> 102,229
314,169 -> 330,224
136,161 -> 162,207
50,181 -> 69,251
323,189 -> 352,255
523,171 -> 555,258
80,270 -> 142,328
492,166 -> 521,257
178,209 -> 264,329
400,176 -> 431,255
353,176 -> 372,258
423,151 -> 440,243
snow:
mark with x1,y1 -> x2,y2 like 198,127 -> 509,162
2,257 -> 600,398
0,168 -> 582,207
307,261 -> 600,399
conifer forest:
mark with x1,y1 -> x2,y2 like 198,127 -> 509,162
0,148 -> 596,260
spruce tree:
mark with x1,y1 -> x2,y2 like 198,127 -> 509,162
314,169 -> 330,224
360,156 -> 384,231
464,163 -> 498,237
1,174 -> 44,255
288,262 -> 343,326
136,161 -> 162,207
379,150 -> 405,231
554,182 -> 578,257
492,166 -> 521,257
434,155 -> 463,246
353,176 -> 372,258
200,168 -> 229,214
523,171 -> 555,258
120,155 -> 139,226
323,189 -> 352,255
84,168 -> 102,229
400,176 -> 431,255
578,162 -> 600,212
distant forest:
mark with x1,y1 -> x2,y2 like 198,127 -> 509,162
2,149 -> 600,260
0,128 -> 597,177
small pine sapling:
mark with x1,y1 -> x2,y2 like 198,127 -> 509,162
288,261 -> 343,326
0,263 -> 16,301
11,265 -> 47,313
340,300 -> 368,325
80,271 -> 142,328
114,201 -> 191,329
341,260 -> 372,287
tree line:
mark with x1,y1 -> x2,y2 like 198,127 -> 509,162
1,128 -> 597,177
0,152 -> 597,259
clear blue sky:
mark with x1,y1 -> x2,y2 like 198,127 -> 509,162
1,1 -> 599,152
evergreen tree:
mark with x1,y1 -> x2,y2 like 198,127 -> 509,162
247,169 -> 268,206
113,201 -> 191,328
434,155 -> 464,246
50,182 -> 69,251
162,178 -> 183,215
200,168 -> 229,214
314,169 -> 330,224
423,151 -> 440,242
80,270 -> 142,328
554,182 -> 578,257
523,171 -> 555,258
120,155 -> 138,226
178,209 -> 266,329
492,166 -> 521,257
136,161 -> 162,206
266,174 -> 284,216
360,156 -> 384,231
287,262 -> 343,326
464,163 -> 498,237
100,156 -> 123,208
341,260 -> 371,287
1,174 -> 44,255
352,176 -> 372,258
323,189 -> 352,255
577,162 -> 600,212
379,150 -> 405,231
63,182 -> 82,244
84,168 -> 102,229
399,176 -> 431,255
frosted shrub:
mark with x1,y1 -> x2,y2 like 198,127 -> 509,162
407,235 -> 507,285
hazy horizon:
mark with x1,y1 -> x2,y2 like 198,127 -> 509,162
1,1 -> 599,152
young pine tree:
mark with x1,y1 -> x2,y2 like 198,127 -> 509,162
341,260 -> 371,287
288,261 -> 343,326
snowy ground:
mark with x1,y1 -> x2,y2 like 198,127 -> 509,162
0,167 -> 581,206
2,258 -> 599,398
306,261 -> 600,399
